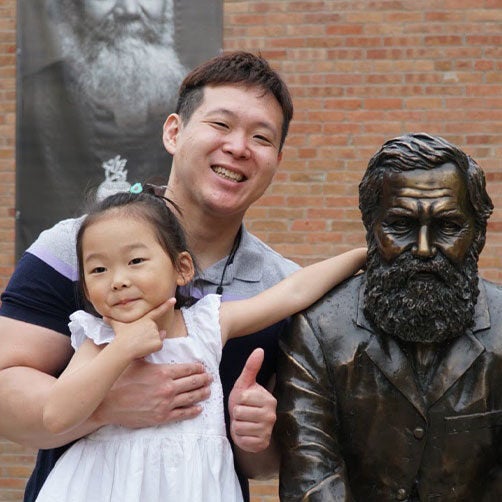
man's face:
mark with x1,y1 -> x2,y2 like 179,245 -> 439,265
83,0 -> 168,26
164,84 -> 283,221
364,163 -> 480,343
373,163 -> 476,266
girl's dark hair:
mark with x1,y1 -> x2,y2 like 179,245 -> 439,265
77,184 -> 196,311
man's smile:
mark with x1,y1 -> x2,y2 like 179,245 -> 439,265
211,166 -> 245,182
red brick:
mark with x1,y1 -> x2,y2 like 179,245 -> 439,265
2,3 -> 502,502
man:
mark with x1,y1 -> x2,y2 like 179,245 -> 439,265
18,0 -> 189,251
1,51 -> 297,501
276,133 -> 502,501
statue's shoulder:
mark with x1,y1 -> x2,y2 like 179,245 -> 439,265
296,274 -> 370,359
481,277 -> 502,297
480,278 -> 502,327
314,272 -> 363,305
303,273 -> 364,322
473,278 -> 502,352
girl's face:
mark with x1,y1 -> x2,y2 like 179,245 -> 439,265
81,213 -> 193,325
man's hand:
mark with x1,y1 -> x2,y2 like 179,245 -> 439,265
95,358 -> 212,428
228,348 -> 277,453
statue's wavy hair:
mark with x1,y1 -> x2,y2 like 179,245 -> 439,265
359,133 -> 493,258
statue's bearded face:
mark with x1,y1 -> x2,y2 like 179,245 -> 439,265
363,163 -> 479,343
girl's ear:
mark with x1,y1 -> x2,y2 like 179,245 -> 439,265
176,251 -> 195,286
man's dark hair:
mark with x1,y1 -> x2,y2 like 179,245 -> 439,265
175,51 -> 294,151
359,133 -> 494,257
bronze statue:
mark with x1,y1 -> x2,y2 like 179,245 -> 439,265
276,133 -> 502,501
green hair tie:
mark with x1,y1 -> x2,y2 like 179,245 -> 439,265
129,182 -> 143,194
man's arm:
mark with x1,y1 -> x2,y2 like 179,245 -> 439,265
275,313 -> 353,501
0,317 -> 93,448
0,316 -> 212,449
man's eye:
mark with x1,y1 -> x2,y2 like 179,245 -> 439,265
254,134 -> 272,144
212,121 -> 228,129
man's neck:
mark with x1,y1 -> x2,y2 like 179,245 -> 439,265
187,219 -> 243,271
164,180 -> 246,270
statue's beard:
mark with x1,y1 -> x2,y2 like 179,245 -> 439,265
58,10 -> 187,129
363,246 -> 479,343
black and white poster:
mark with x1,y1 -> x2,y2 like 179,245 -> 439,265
16,0 -> 222,256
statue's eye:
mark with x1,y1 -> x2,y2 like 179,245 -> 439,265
437,220 -> 463,235
386,218 -> 412,233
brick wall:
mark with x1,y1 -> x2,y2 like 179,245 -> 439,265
1,1 -> 502,501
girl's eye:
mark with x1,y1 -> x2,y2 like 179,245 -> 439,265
129,257 -> 145,265
90,266 -> 106,274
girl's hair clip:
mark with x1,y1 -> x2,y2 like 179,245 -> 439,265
129,182 -> 143,194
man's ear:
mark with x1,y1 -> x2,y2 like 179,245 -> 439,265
163,113 -> 181,155
176,251 -> 195,286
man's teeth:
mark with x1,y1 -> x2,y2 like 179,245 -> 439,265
212,166 -> 244,182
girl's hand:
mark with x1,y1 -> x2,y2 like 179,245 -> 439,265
106,298 -> 176,360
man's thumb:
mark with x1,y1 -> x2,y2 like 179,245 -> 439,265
234,348 -> 264,390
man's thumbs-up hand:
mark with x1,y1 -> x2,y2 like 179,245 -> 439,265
228,348 -> 277,453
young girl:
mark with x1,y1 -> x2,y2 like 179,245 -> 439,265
36,185 -> 366,502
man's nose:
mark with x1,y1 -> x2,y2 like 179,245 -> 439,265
114,0 -> 141,18
412,224 -> 437,259
223,131 -> 251,159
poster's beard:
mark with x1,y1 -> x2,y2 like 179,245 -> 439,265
58,11 -> 187,129
363,246 -> 479,343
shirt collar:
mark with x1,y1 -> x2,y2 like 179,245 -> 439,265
195,225 -> 264,286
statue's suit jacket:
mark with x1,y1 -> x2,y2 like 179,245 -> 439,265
276,274 -> 502,501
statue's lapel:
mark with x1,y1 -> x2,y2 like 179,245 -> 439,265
365,335 -> 427,418
426,279 -> 489,406
426,332 -> 484,407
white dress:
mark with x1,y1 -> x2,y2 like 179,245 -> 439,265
36,294 -> 243,502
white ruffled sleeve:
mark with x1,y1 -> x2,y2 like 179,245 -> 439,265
68,310 -> 115,350
181,294 -> 222,361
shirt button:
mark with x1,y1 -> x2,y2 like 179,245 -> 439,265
396,488 -> 408,500
413,426 -> 425,439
